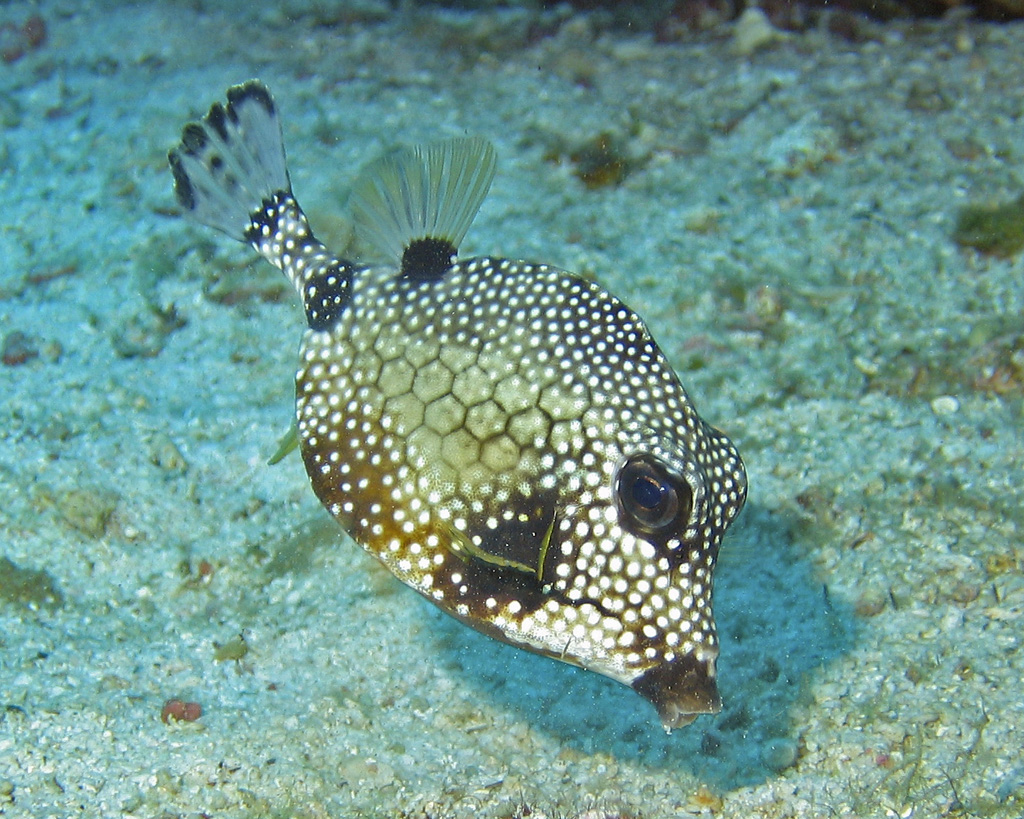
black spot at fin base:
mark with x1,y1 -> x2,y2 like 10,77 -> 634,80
303,261 -> 353,331
401,237 -> 457,281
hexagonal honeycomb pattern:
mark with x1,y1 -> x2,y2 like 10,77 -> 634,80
374,330 -> 565,501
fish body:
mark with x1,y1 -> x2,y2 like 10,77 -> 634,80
169,81 -> 746,730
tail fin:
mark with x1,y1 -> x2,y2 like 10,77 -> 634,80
168,81 -> 290,241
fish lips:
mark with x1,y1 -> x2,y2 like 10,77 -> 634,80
631,652 -> 722,732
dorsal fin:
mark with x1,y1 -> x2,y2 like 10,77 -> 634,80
349,136 -> 496,280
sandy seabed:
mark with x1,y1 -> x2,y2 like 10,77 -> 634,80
1,1 -> 1023,817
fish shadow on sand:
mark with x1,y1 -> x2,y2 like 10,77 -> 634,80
428,500 -> 855,792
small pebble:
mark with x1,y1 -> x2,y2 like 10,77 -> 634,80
949,582 -> 980,605
149,432 -> 189,474
683,205 -> 723,235
1,331 -> 39,366
748,284 -> 784,325
213,634 -> 248,662
930,395 -> 959,415
110,306 -> 184,358
0,556 -> 63,609
732,7 -> 781,56
761,736 -> 799,772
161,698 -> 202,723
855,588 -> 888,617
55,487 -> 118,539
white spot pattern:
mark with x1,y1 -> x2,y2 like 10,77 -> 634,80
285,246 -> 746,699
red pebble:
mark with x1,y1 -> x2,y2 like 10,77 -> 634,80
161,698 -> 202,723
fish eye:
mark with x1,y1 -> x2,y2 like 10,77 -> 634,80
616,456 -> 692,535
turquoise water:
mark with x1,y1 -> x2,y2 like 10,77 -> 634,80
1,2 -> 1022,817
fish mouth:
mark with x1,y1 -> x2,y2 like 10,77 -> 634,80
631,653 -> 722,732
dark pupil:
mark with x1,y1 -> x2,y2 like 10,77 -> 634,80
618,457 -> 686,534
632,475 -> 664,509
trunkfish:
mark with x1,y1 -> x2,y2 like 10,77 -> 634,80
168,81 -> 746,730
